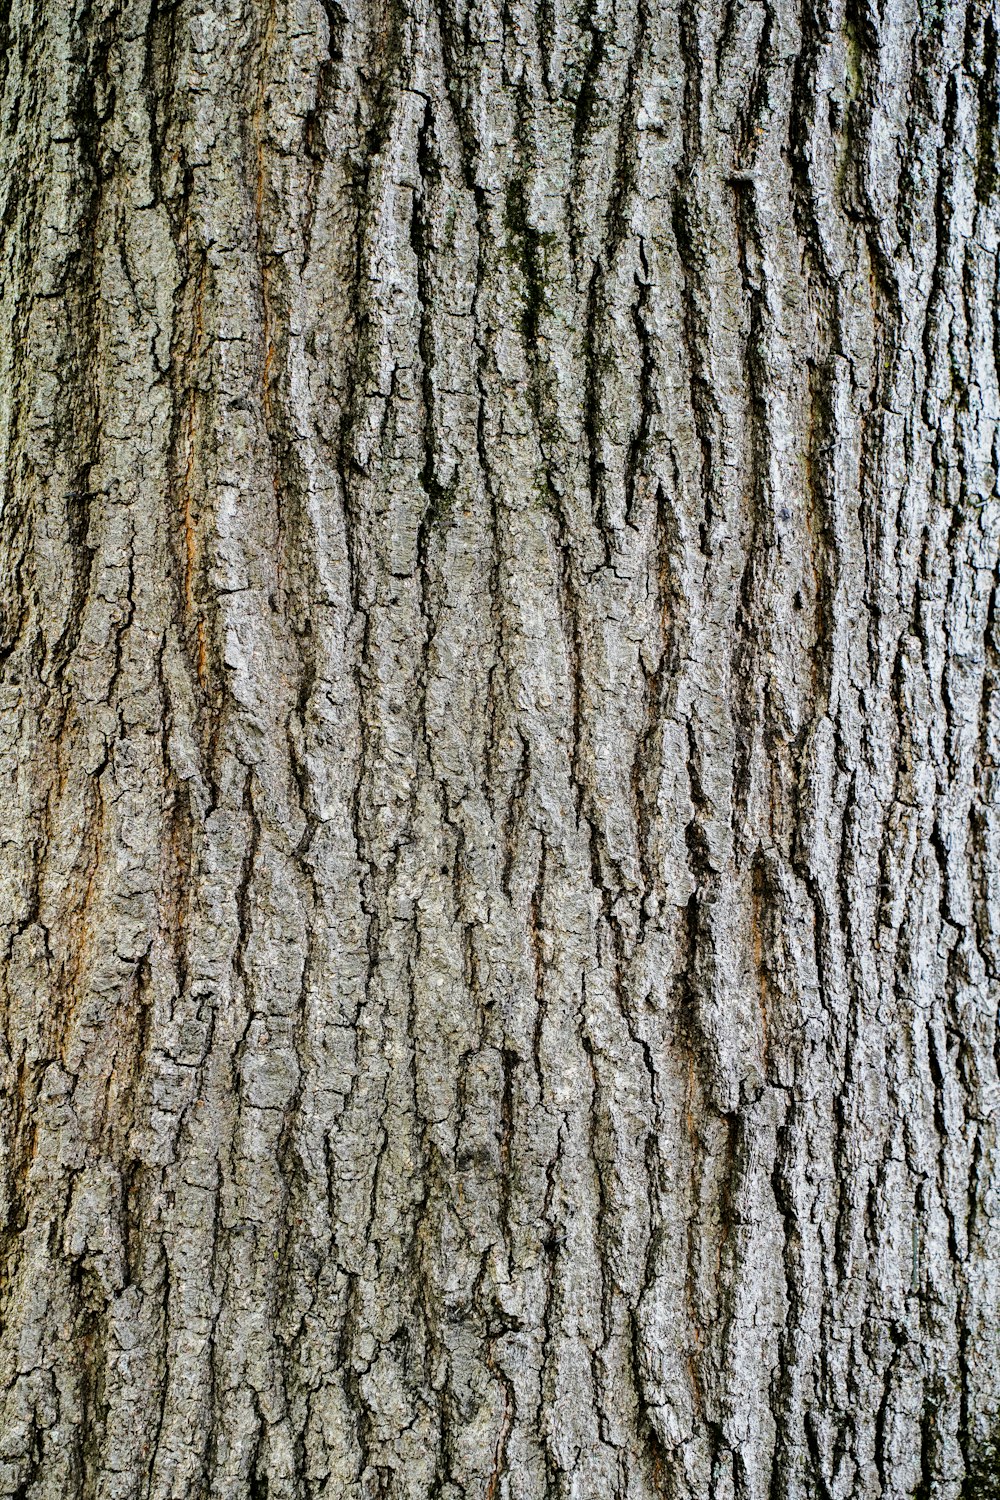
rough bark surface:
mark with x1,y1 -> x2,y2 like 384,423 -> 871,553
1,0 -> 999,1495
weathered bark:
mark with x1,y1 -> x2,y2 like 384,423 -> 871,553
1,0 -> 999,1495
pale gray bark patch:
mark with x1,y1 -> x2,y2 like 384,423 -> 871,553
1,0 -> 999,1496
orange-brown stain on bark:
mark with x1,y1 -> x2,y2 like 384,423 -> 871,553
180,255 -> 208,686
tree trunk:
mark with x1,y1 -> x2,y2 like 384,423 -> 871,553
1,0 -> 999,1495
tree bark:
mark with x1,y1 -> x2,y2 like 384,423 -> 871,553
1,0 -> 999,1495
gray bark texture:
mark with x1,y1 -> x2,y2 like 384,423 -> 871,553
1,0 -> 999,1495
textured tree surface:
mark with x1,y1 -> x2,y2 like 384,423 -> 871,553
1,0 -> 1000,1495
